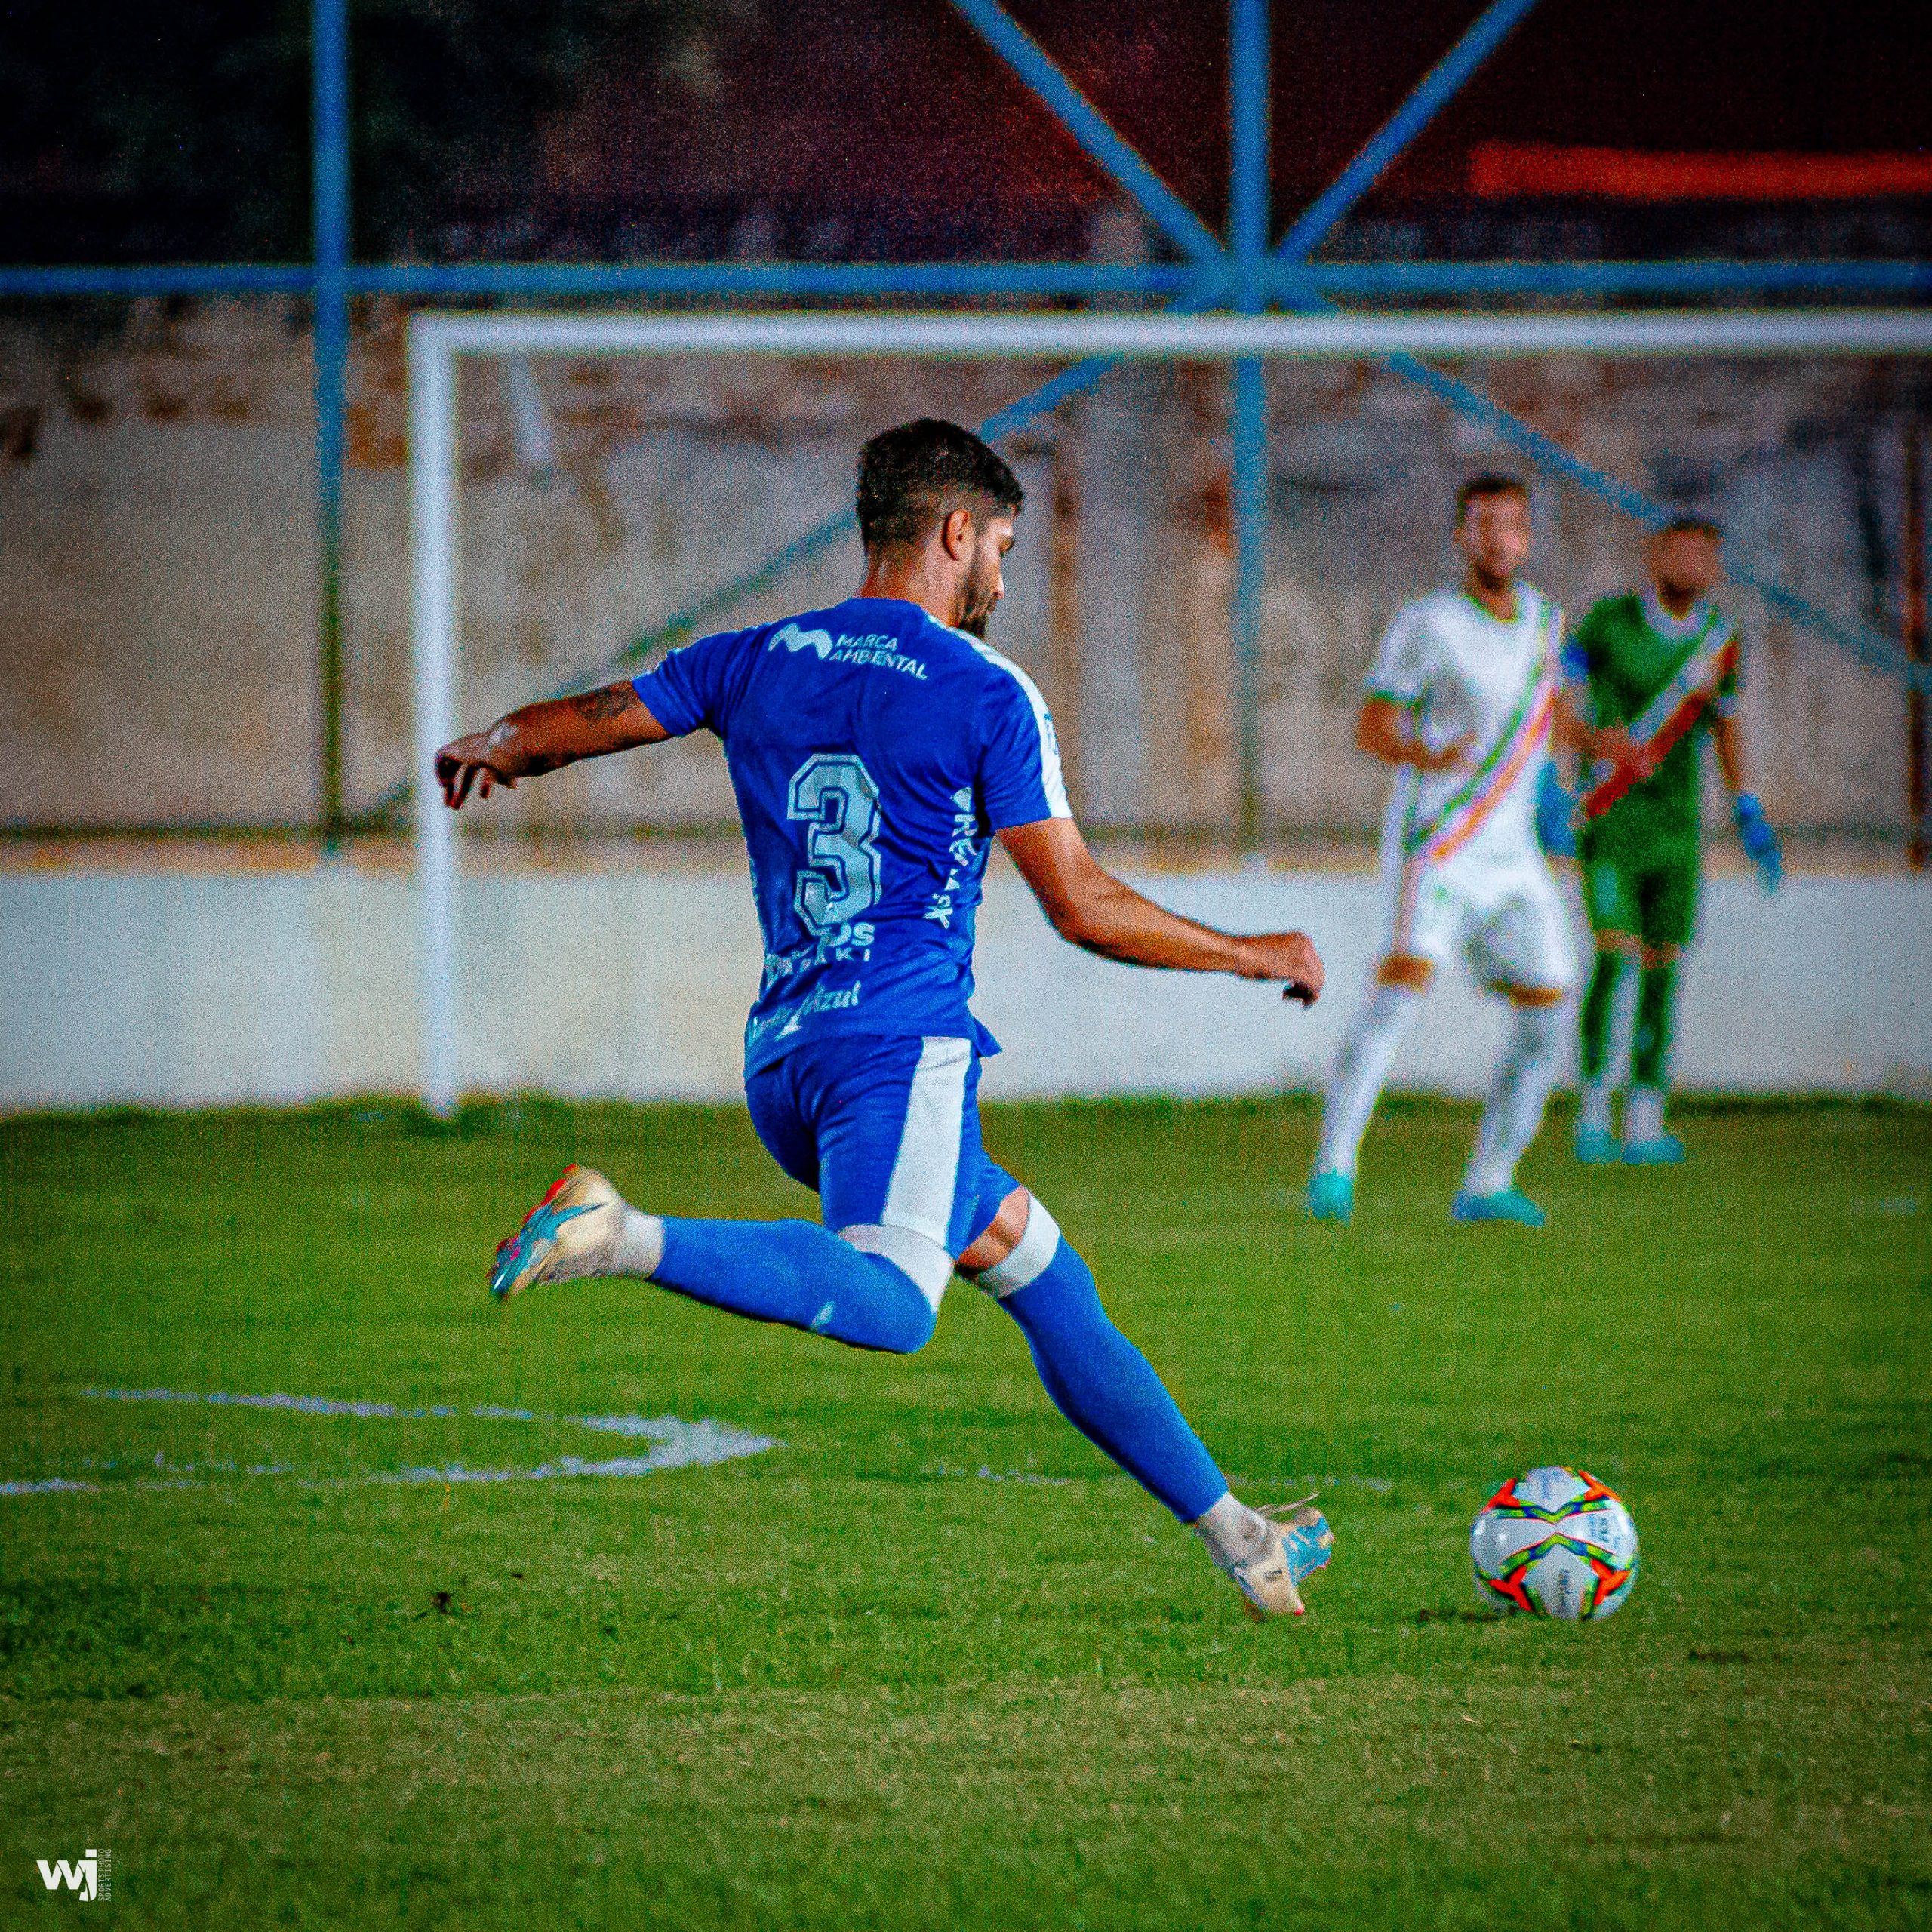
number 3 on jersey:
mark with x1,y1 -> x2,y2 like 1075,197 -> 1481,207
787,753 -> 883,937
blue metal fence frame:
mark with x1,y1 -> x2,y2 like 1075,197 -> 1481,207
312,0 -> 351,844
7,260 -> 1928,303
2,0 -> 1928,841
1229,0 -> 1272,845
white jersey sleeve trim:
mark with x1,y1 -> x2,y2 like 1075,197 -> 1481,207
957,631 -> 1074,820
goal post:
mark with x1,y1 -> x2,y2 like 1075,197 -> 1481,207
407,306 -> 1932,1116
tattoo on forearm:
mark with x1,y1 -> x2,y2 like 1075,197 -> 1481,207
571,683 -> 635,721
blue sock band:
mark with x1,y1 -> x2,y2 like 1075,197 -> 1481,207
654,1218 -> 937,1355
998,1238 -> 1227,1521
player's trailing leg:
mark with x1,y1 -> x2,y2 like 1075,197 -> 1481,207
964,1192 -> 1332,1620
1452,986 -> 1568,1226
489,1165 -> 939,1353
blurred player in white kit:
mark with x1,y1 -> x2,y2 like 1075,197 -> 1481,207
1306,473 -> 1641,1227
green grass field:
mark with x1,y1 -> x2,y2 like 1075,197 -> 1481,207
2,1097 -> 1928,1929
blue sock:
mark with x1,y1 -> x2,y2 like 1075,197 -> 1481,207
998,1238 -> 1227,1521
654,1218 -> 937,1355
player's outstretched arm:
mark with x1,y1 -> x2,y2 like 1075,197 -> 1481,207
435,681 -> 669,809
999,818 -> 1323,1004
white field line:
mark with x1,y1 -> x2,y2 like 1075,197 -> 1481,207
0,1389 -> 779,1497
84,1386 -> 734,1440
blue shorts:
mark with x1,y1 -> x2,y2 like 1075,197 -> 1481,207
745,1034 -> 1018,1257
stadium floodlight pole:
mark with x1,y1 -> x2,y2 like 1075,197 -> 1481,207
1229,0 -> 1271,851
946,0 -> 1229,273
312,0 -> 351,854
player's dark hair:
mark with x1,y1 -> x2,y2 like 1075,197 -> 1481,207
1455,472 -> 1529,521
856,418 -> 1024,552
1658,513 -> 1724,540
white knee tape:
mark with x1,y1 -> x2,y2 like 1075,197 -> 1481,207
838,1223 -> 955,1312
976,1198 -> 1062,1300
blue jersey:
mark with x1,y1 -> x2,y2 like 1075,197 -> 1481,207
632,596 -> 1071,1075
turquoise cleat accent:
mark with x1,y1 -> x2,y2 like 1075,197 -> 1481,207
1574,1124 -> 1621,1165
1623,1133 -> 1687,1166
1451,1187 -> 1546,1227
488,1165 -> 614,1301
1306,1171 -> 1354,1224
1217,1498 -> 1334,1621
1275,1503 -> 1334,1592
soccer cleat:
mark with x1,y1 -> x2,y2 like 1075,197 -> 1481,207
488,1164 -> 622,1301
1451,1187 -> 1547,1227
1220,1497 -> 1334,1622
1623,1133 -> 1687,1167
1306,1171 -> 1355,1224
1574,1124 -> 1620,1165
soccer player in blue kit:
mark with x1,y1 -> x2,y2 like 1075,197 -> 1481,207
435,420 -> 1333,1620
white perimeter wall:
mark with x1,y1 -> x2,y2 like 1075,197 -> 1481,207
2,866 -> 1927,1111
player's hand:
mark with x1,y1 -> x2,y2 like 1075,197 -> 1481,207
1734,793 -> 1783,893
435,731 -> 521,810
1235,931 -> 1324,1006
1594,724 -> 1653,784
1411,734 -> 1474,774
1534,761 -> 1578,859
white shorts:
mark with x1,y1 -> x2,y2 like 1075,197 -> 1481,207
1380,836 -> 1577,993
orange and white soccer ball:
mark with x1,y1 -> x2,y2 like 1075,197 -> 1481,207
1470,1466 -> 1638,1620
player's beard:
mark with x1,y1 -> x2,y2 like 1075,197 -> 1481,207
956,555 -> 1001,638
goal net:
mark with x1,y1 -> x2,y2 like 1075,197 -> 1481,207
405,308 -> 1932,1113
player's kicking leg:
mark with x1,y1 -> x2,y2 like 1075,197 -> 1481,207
485,1033 -> 1331,1622
957,1184 -> 1331,1619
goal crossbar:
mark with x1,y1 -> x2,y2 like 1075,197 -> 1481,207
412,307 -> 1932,361
408,306 -> 1932,1114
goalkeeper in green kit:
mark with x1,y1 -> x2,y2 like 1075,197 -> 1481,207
1546,517 -> 1783,1164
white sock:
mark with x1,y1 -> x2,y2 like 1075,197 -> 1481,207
1625,1085 -> 1667,1143
550,1200 -> 665,1281
1579,1078 -> 1614,1137
1192,1490 -> 1269,1567
1315,981 -> 1425,1177
1463,1001 -> 1567,1198
611,1204 -> 666,1277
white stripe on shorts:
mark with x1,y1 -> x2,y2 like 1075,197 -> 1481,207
881,1036 -> 971,1247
